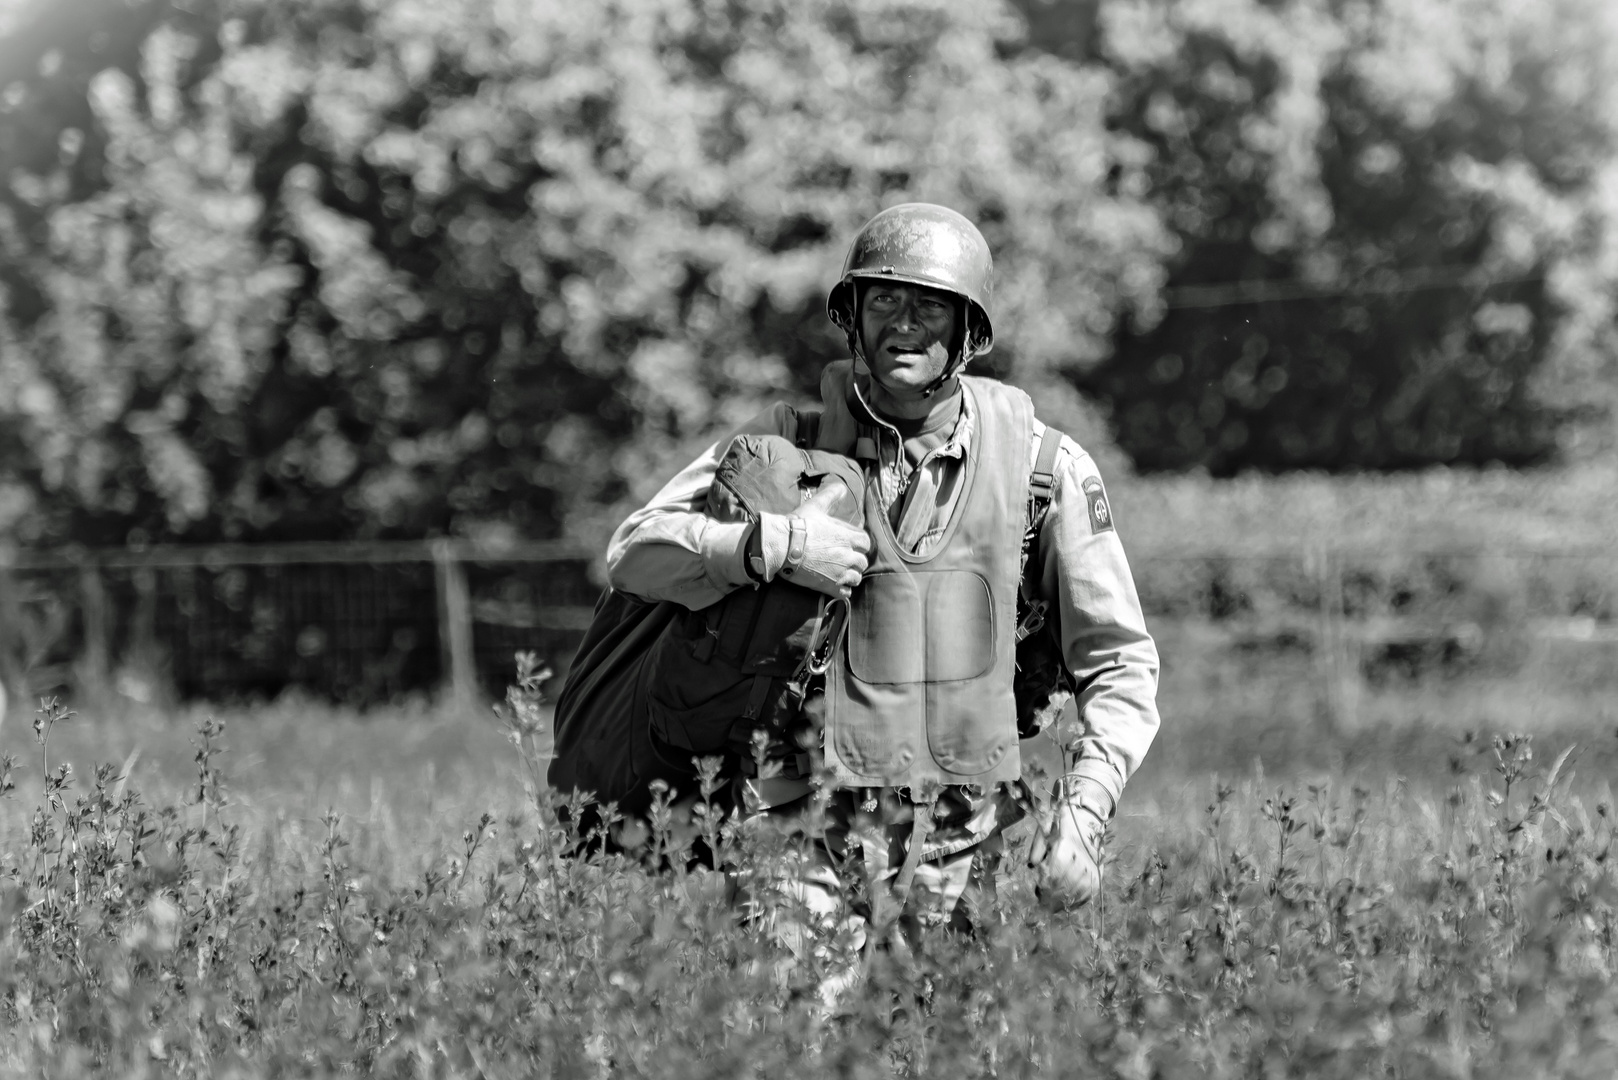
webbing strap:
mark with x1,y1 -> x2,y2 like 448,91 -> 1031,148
1016,425 -> 1065,640
853,422 -> 880,462
1024,425 -> 1064,558
1030,424 -> 1062,504
794,410 -> 821,450
741,673 -> 774,721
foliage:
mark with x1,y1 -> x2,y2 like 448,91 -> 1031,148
2,684 -> 1617,1075
1081,0 -> 1618,473
0,0 -> 1166,549
2,0 -> 1617,555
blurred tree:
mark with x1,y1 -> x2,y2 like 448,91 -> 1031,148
0,0 -> 223,317
2,26 -> 298,546
11,0 -> 1610,556
1,0 -> 1169,548
1075,0 -> 1618,473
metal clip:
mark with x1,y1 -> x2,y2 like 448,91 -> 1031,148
1014,599 -> 1049,644
804,596 -> 850,676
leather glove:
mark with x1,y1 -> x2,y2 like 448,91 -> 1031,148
1030,776 -> 1109,909
756,485 -> 871,600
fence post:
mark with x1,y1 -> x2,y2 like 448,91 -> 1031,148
0,555 -> 15,722
433,540 -> 477,709
79,560 -> 110,697
1311,541 -> 1358,733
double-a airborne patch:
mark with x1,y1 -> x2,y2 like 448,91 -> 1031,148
1082,475 -> 1114,534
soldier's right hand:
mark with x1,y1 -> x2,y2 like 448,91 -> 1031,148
760,486 -> 871,599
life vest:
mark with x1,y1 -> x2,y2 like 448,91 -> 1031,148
823,376 -> 1035,788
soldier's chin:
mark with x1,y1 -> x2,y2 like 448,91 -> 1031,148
872,371 -> 934,399
874,353 -> 939,385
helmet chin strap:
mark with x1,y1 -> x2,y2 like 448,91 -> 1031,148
921,347 -> 972,398
919,305 -> 975,397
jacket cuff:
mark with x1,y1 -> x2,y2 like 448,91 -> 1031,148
697,520 -> 756,591
1061,760 -> 1122,820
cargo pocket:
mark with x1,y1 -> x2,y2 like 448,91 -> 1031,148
922,571 -> 994,683
919,570 -> 1007,774
847,572 -> 924,684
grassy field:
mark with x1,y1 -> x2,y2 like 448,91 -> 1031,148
2,658 -> 1615,1078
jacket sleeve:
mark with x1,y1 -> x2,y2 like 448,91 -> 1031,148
1031,434 -> 1161,814
605,402 -> 796,610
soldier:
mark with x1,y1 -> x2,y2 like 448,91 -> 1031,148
601,203 -> 1160,933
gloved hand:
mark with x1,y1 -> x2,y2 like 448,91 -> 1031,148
756,485 -> 871,600
1030,777 -> 1108,909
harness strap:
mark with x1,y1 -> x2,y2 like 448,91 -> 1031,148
793,410 -> 821,451
741,673 -> 774,721
853,426 -> 879,463
1016,425 -> 1065,642
1029,424 -> 1062,508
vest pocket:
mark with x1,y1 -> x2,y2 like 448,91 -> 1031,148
926,686 -> 1016,775
923,571 -> 994,682
847,572 -> 924,684
847,570 -> 994,685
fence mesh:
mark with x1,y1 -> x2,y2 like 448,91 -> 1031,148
0,543 -> 597,706
1,541 -> 1614,719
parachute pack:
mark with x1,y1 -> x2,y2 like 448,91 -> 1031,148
641,428 -> 863,778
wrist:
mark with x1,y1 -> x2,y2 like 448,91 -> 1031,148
754,513 -> 791,582
779,516 -> 808,579
699,520 -> 759,590
742,520 -> 766,584
1059,775 -> 1116,822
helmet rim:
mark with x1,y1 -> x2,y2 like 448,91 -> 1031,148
826,203 -> 995,357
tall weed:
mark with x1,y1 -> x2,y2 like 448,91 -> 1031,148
1,687 -> 1615,1077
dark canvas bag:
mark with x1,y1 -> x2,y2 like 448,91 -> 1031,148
546,587 -> 684,816
643,433 -> 864,770
547,422 -> 862,812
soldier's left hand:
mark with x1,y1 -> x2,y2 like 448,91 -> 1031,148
1030,799 -> 1104,909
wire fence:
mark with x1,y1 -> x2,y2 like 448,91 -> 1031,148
1,539 -> 1615,722
0,540 -> 597,708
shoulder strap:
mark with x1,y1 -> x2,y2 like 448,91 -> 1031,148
1016,425 -> 1065,642
793,409 -> 821,450
1027,424 -> 1063,542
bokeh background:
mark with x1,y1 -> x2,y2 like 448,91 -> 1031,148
0,0 -> 1615,764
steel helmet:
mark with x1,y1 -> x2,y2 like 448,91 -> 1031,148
826,203 -> 995,360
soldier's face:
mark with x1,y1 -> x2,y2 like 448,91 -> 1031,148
858,282 -> 959,399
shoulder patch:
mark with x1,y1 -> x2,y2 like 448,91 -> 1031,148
1081,475 -> 1114,534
